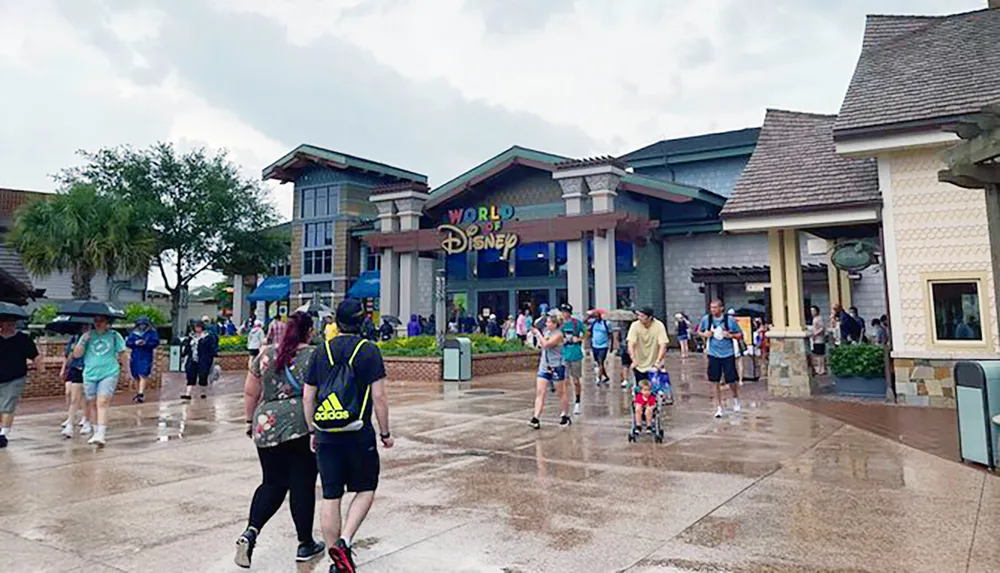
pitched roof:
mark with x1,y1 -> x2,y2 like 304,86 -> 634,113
619,127 -> 761,163
0,243 -> 35,297
262,144 -> 427,184
722,110 -> 879,219
425,146 -> 567,210
835,9 -> 1000,135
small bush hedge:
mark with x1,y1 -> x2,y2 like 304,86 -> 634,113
30,304 -> 59,325
377,334 -> 529,357
829,343 -> 885,379
218,334 -> 248,353
123,303 -> 169,326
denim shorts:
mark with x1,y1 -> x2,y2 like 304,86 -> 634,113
538,365 -> 566,382
84,376 -> 119,400
0,377 -> 27,414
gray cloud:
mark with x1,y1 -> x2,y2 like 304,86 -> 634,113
464,0 -> 577,36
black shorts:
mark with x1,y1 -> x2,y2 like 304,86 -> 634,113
185,365 -> 210,387
249,349 -> 260,357
621,350 -> 632,367
592,347 -> 609,364
316,437 -> 380,499
812,343 -> 826,356
707,356 -> 738,384
67,367 -> 84,384
633,369 -> 650,382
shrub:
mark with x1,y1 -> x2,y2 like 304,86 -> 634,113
829,343 -> 885,379
30,304 -> 59,325
123,303 -> 169,326
377,334 -> 531,357
218,334 -> 248,353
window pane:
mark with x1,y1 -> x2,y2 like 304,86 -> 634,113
323,250 -> 332,274
932,282 -> 982,341
303,251 -> 313,275
616,287 -> 635,309
302,189 -> 314,218
325,221 -> 333,246
515,243 -> 549,278
446,253 -> 467,281
477,249 -> 508,279
317,188 -> 327,216
328,187 -> 339,215
615,241 -> 635,273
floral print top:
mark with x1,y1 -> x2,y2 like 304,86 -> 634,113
250,345 -> 315,448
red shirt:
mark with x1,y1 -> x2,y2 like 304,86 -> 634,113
634,392 -> 656,408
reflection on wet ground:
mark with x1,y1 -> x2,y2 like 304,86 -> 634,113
1,355 -> 995,572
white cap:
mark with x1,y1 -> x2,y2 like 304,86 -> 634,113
727,308 -> 735,315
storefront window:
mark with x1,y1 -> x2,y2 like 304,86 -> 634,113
303,249 -> 332,275
555,240 -> 593,275
615,241 -> 635,273
477,249 -> 509,279
446,253 -> 468,281
617,287 -> 635,309
302,281 -> 330,294
931,281 -> 983,342
515,243 -> 550,277
300,186 -> 340,219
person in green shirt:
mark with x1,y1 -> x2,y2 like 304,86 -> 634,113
559,303 -> 586,416
73,315 -> 127,447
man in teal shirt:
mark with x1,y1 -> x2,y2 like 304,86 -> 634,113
73,315 -> 127,447
559,303 -> 586,416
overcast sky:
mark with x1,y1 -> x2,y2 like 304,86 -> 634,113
0,0 -> 984,289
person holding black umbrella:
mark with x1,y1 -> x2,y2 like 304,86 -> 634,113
72,314 -> 127,447
126,317 -> 159,404
182,320 -> 218,400
0,306 -> 41,448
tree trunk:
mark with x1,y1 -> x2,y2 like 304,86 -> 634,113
71,265 -> 94,300
170,288 -> 183,340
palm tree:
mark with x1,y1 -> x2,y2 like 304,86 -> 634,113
7,182 -> 155,300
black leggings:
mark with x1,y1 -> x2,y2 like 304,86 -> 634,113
248,435 -> 317,543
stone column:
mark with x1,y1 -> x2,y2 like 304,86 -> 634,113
374,200 -> 399,320
232,274 -> 246,326
255,275 -> 265,320
827,246 -> 842,310
586,170 -> 623,311
396,196 -> 427,334
767,228 -> 816,398
555,176 -> 589,313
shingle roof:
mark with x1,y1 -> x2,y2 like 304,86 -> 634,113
835,9 -> 1000,135
554,156 -> 627,171
620,127 -> 761,163
0,243 -> 34,293
722,110 -> 879,219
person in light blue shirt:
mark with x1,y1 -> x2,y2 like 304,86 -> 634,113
73,315 -> 127,446
588,311 -> 612,385
697,300 -> 743,419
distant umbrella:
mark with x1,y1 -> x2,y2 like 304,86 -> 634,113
0,301 -> 29,321
381,315 -> 402,327
45,315 -> 95,335
603,309 -> 637,322
58,300 -> 125,319
295,300 -> 332,317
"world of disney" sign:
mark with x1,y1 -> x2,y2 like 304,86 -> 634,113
438,204 -> 520,260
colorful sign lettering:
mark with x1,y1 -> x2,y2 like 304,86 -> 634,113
439,204 -> 519,260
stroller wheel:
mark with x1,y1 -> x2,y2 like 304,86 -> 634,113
627,433 -> 636,443
654,434 -> 663,443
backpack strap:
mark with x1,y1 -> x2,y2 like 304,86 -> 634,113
325,337 -> 368,367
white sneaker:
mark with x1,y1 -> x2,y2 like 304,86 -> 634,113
79,418 -> 88,427
733,399 -> 742,413
80,421 -> 93,435
714,407 -> 723,419
621,379 -> 629,388
573,403 -> 581,416
61,418 -> 71,428
61,425 -> 74,439
88,432 -> 106,447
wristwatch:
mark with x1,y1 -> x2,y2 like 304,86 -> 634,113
379,431 -> 391,440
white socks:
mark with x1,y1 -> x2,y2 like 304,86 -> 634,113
0,426 -> 9,436
341,536 -> 352,547
95,425 -> 106,435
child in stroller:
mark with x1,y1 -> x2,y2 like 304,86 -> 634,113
628,372 -> 668,443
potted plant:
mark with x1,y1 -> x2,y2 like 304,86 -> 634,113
828,343 -> 886,397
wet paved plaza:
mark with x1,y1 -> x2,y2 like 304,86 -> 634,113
2,356 -> 997,572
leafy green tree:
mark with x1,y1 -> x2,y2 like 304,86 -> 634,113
59,143 -> 282,336
8,183 -> 155,300
123,302 -> 168,326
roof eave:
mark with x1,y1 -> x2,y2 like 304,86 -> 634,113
833,114 -> 972,142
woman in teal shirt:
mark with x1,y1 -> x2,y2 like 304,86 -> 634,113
73,315 -> 126,447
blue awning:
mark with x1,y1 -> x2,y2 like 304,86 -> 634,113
347,271 -> 379,299
248,276 -> 290,302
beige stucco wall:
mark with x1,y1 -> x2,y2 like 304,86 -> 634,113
882,147 -> 999,359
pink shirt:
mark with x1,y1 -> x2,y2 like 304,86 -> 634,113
515,314 -> 528,336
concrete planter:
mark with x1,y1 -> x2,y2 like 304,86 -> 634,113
832,375 -> 886,398
382,351 -> 539,383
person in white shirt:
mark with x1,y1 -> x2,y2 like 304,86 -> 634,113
247,320 -> 266,358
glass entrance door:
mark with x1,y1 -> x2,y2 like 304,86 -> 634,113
517,289 -> 549,316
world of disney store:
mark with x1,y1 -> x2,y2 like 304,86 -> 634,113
363,147 -> 731,326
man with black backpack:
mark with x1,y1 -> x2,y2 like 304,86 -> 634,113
303,298 -> 394,573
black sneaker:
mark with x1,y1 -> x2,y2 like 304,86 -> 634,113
559,415 -> 572,427
180,395 -> 192,401
296,539 -> 326,562
234,528 -> 257,569
0,435 -> 7,448
133,393 -> 144,404
200,393 -> 207,399
529,417 -> 540,430
329,539 -> 356,573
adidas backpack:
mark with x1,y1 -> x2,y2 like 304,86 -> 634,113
313,338 -> 370,433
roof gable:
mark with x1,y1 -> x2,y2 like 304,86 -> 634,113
425,146 -> 568,210
723,109 -> 879,219
836,9 -> 1000,136
619,127 -> 761,164
262,144 -> 427,185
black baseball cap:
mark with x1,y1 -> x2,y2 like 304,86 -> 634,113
336,298 -> 366,328
558,303 -> 573,313
638,306 -> 655,319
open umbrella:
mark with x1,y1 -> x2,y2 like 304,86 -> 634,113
381,315 -> 402,327
45,315 -> 95,335
603,309 -> 637,322
295,300 -> 332,317
58,300 -> 125,319
0,301 -> 29,321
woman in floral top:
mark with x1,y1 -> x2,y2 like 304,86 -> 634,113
235,312 -> 325,568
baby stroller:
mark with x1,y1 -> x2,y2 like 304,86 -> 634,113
627,370 -> 670,443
